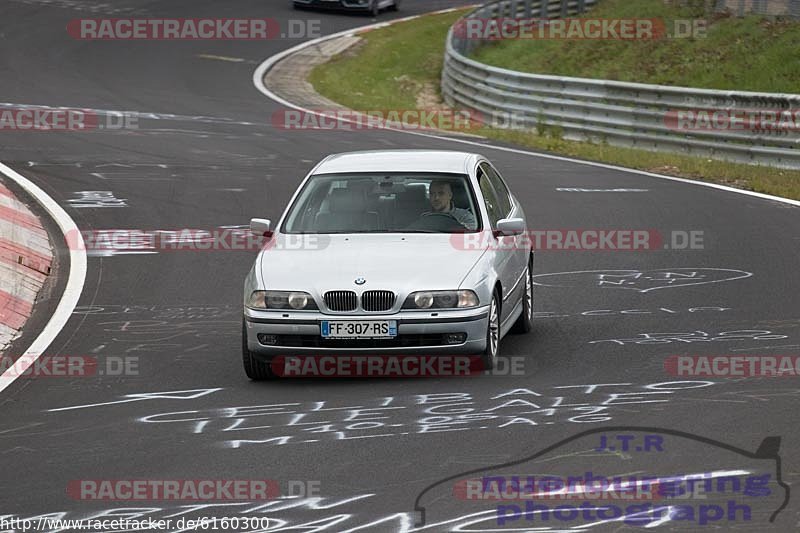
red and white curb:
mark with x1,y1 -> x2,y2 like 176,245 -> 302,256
0,163 -> 86,395
0,181 -> 53,352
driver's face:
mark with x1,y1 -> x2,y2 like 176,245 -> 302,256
429,183 -> 452,212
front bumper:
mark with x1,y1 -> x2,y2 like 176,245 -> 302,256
244,306 -> 489,358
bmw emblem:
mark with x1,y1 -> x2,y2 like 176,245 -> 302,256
354,277 -> 366,285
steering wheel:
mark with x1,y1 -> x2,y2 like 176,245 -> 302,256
407,211 -> 466,232
421,212 -> 459,222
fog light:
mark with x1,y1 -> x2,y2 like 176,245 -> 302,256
444,333 -> 467,345
258,334 -> 279,345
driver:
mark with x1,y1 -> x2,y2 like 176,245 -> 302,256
424,180 -> 477,229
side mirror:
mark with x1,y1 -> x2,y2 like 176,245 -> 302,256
495,218 -> 525,236
250,218 -> 272,236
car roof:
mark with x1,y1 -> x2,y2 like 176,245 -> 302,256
312,150 -> 481,175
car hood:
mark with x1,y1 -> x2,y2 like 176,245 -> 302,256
258,233 -> 486,292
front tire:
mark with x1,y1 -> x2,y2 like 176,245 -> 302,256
370,0 -> 380,17
512,258 -> 533,334
242,320 -> 274,380
481,293 -> 500,370
389,0 -> 400,11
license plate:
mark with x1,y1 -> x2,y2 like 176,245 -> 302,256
321,320 -> 397,339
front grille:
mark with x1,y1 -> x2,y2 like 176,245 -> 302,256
274,334 -> 452,348
324,290 -> 357,312
361,290 -> 395,312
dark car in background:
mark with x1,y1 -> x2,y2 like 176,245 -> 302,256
293,0 -> 400,16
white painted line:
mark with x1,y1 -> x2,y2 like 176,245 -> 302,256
252,12 -> 800,208
0,162 -> 87,395
556,188 -> 649,192
196,54 -> 246,63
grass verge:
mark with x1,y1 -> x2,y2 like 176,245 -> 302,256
309,9 -> 800,201
472,0 -> 800,93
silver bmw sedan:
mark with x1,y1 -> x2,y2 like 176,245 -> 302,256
242,150 -> 533,379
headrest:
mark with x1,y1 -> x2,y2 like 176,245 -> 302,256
329,188 -> 366,213
397,183 -> 428,204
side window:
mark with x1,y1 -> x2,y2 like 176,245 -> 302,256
478,169 -> 503,229
480,162 -> 512,217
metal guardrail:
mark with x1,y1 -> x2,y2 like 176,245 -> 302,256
442,0 -> 800,168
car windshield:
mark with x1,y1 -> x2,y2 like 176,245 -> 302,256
282,173 -> 481,234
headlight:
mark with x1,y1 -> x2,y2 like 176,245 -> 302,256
247,291 -> 318,310
414,292 -> 434,309
403,290 -> 479,309
288,292 -> 309,310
